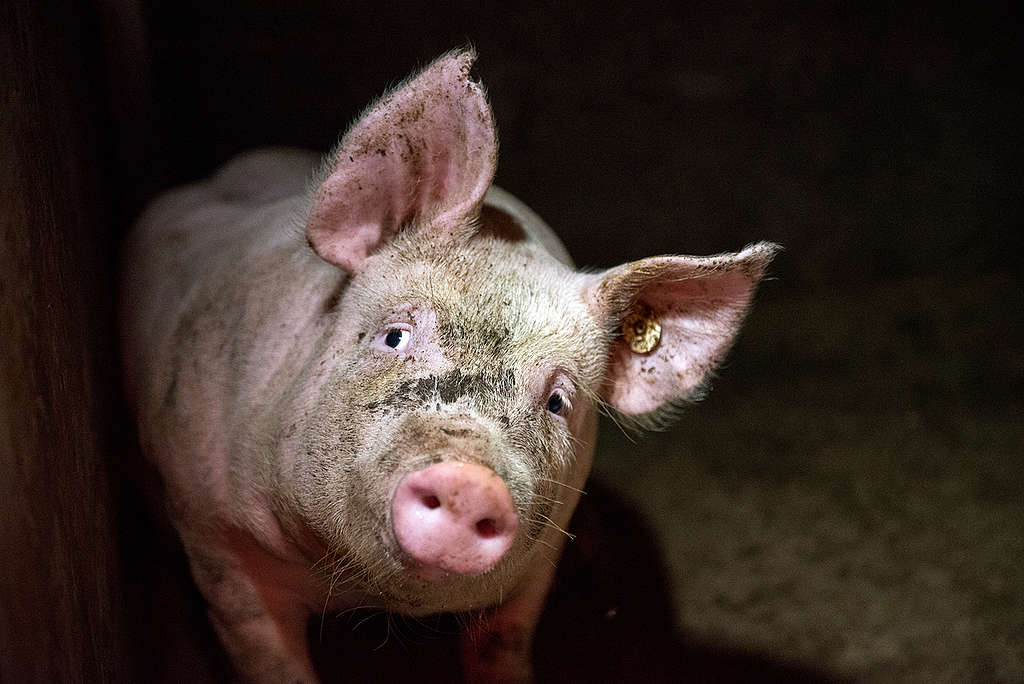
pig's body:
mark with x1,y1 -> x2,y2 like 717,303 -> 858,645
121,50 -> 776,682
123,152 -> 591,681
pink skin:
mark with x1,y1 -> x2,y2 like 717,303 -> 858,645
121,48 -> 777,683
392,461 -> 519,579
307,51 -> 496,273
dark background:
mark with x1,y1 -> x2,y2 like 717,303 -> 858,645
2,1 -> 1021,681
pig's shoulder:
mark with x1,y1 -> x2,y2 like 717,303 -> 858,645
483,186 -> 574,268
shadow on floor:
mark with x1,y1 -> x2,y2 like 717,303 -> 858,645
312,480 -> 842,683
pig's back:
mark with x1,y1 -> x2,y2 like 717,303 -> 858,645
119,149 -> 323,415
483,185 -> 574,268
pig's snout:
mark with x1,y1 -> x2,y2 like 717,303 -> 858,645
392,461 -> 518,577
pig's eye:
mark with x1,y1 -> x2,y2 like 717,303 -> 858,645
546,390 -> 568,416
372,323 -> 414,354
383,328 -> 411,351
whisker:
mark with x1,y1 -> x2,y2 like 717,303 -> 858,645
351,610 -> 381,632
533,493 -> 565,506
532,537 -> 560,554
310,549 -> 335,574
599,403 -> 638,442
333,603 -> 383,620
373,614 -> 392,652
531,546 -> 559,570
530,512 -> 575,540
538,476 -> 586,496
319,567 -> 345,643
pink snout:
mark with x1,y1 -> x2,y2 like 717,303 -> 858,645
392,461 -> 519,577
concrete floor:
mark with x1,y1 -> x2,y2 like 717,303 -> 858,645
593,273 -> 1023,681
122,2 -> 1022,681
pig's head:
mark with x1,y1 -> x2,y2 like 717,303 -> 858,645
287,50 -> 777,614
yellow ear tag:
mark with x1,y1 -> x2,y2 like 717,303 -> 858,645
621,305 -> 661,354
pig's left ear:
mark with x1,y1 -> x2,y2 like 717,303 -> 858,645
306,49 -> 497,273
587,242 -> 780,419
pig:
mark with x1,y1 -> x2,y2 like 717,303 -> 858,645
120,48 -> 778,683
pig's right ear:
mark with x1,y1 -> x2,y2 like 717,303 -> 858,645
306,49 -> 497,273
587,242 -> 779,425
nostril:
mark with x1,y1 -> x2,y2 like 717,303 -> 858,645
475,518 -> 499,538
393,462 -> 519,577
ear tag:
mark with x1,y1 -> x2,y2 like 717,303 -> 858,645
622,304 -> 662,354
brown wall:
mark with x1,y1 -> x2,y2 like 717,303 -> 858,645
0,0 -> 129,680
